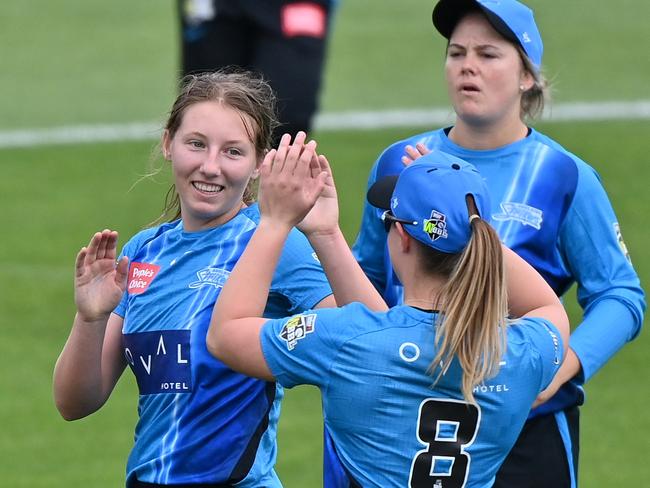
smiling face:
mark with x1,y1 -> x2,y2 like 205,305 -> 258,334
445,12 -> 533,128
162,100 -> 260,232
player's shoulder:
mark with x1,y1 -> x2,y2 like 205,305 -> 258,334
310,302 -> 390,335
530,129 -> 601,181
121,220 -> 180,256
506,317 -> 562,360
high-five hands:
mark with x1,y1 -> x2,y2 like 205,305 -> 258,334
74,230 -> 129,323
258,132 -> 329,230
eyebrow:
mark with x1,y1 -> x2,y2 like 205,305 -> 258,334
448,42 -> 501,51
182,132 -> 249,145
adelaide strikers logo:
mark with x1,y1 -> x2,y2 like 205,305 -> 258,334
422,210 -> 448,241
189,266 -> 231,289
279,314 -> 317,351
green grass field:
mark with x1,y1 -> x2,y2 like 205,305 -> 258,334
1,0 -> 649,486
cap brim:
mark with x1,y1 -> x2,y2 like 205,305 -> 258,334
432,0 -> 519,46
367,175 -> 399,210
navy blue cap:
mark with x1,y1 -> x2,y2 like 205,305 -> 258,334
432,0 -> 543,69
367,151 -> 491,254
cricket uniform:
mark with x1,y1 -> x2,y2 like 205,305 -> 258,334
352,127 -> 646,487
260,303 -> 564,487
114,204 -> 332,487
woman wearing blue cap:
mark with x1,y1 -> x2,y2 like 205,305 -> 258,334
206,143 -> 570,487
352,0 -> 645,486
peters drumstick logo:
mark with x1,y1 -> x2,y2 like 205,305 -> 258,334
127,262 -> 161,295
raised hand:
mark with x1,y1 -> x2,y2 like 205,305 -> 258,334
258,132 -> 327,229
401,143 -> 431,166
296,152 -> 339,237
74,230 -> 129,322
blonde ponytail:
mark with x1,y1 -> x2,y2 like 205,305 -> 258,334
428,198 -> 508,403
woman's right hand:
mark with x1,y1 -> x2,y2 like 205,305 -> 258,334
74,230 -> 129,322
258,132 -> 326,230
297,151 -> 339,237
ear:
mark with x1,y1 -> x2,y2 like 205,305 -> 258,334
519,69 -> 535,92
250,154 -> 264,180
161,129 -> 172,161
395,222 -> 412,253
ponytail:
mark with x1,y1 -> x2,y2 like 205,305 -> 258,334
428,196 -> 508,403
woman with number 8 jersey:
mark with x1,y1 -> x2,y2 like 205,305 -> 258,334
206,145 -> 570,487
353,1 -> 645,485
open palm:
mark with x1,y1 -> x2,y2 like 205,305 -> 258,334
74,230 -> 129,322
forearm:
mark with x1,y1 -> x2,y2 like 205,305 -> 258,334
211,219 -> 289,327
308,227 -> 387,311
53,314 -> 112,420
571,298 -> 640,383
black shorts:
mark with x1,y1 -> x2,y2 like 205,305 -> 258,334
493,406 -> 580,488
177,0 -> 332,137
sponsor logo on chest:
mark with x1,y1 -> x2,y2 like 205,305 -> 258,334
123,329 -> 192,394
127,262 -> 161,294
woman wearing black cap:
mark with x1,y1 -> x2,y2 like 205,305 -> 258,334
352,1 -> 645,487
207,140 -> 569,488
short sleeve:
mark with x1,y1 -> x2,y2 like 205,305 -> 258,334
112,233 -> 145,318
516,317 -> 564,391
259,306 -> 358,389
269,228 -> 332,314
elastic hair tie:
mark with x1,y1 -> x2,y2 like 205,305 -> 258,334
469,214 -> 481,223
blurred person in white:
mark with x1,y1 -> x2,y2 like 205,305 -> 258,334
177,0 -> 337,144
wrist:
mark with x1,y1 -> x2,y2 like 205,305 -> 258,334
75,311 -> 111,326
257,216 -> 293,236
307,226 -> 345,249
309,226 -> 342,240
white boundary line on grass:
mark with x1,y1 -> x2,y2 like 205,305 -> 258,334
1,100 -> 649,149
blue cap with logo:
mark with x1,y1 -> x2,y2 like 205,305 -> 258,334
367,151 -> 491,254
432,0 -> 543,69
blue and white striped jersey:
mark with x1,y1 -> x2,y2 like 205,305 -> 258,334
113,203 -> 332,487
353,127 -> 645,417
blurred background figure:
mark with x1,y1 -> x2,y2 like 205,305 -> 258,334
177,0 -> 337,143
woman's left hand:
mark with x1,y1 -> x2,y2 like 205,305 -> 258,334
258,132 -> 327,229
402,143 -> 431,166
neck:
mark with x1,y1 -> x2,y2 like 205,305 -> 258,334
401,276 -> 446,311
449,116 -> 529,150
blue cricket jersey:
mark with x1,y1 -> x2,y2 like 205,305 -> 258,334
113,204 -> 332,487
353,127 -> 645,417
260,304 -> 564,488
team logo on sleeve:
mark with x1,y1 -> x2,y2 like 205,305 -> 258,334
423,210 -> 448,241
613,223 -> 631,262
128,262 -> 161,295
279,314 -> 317,351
